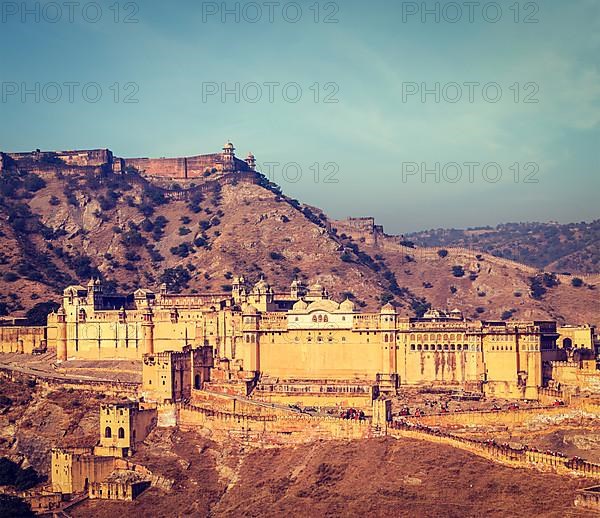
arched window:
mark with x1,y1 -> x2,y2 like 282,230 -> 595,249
384,334 -> 389,342
323,315 -> 328,323
104,426 -> 112,438
312,315 -> 317,322
318,315 -> 323,322
194,374 -> 201,390
118,427 -> 125,439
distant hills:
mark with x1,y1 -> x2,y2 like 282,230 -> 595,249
406,221 -> 600,274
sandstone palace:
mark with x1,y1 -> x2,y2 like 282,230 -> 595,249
44,276 -> 581,403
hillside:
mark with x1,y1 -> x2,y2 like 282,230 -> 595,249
405,221 -> 600,274
76,435 -> 590,518
1,376 -> 589,518
0,162 -> 598,327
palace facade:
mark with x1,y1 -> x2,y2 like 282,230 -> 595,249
48,277 -> 565,400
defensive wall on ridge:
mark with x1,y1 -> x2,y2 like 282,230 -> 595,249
389,421 -> 600,479
166,402 -> 372,444
411,405 -> 598,429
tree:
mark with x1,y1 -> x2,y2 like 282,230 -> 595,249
160,267 -> 191,293
0,494 -> 34,517
26,301 -> 60,325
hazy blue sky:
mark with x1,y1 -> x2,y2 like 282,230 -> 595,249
1,0 -> 598,233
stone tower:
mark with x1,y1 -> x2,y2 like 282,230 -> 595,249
141,307 -> 154,355
222,141 -> 235,172
246,152 -> 256,170
56,306 -> 67,361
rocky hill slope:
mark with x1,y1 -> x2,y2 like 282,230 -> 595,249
0,163 -> 598,326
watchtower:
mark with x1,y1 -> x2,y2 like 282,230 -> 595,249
222,141 -> 235,172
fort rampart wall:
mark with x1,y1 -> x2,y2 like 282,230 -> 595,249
176,402 -> 371,444
0,367 -> 139,398
389,421 -> 600,478
0,326 -> 47,354
412,406 -> 591,428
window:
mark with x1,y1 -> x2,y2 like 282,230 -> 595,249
118,427 -> 125,439
105,426 -> 112,438
417,344 -> 422,351
424,344 -> 429,351
312,315 -> 317,322
411,344 -> 416,350
324,315 -> 329,322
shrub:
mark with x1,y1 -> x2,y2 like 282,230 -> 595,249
501,309 -> 515,320
22,173 -> 46,192
124,251 -> 141,262
380,292 -> 394,304
449,286 -> 457,294
49,195 -> 60,206
269,251 -> 284,261
451,265 -> 465,277
340,252 -> 353,263
3,272 -> 19,282
475,307 -> 485,314
411,298 -> 431,318
178,226 -> 191,236
170,242 -> 192,258
437,249 -> 448,258
0,494 -> 34,517
160,266 -> 191,293
141,219 -> 154,232
571,277 -> 583,287
121,229 -> 146,248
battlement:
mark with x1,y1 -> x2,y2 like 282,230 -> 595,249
1,141 -> 256,180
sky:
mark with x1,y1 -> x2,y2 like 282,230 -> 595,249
1,0 -> 598,234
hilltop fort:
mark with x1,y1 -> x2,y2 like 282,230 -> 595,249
0,141 -> 256,179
